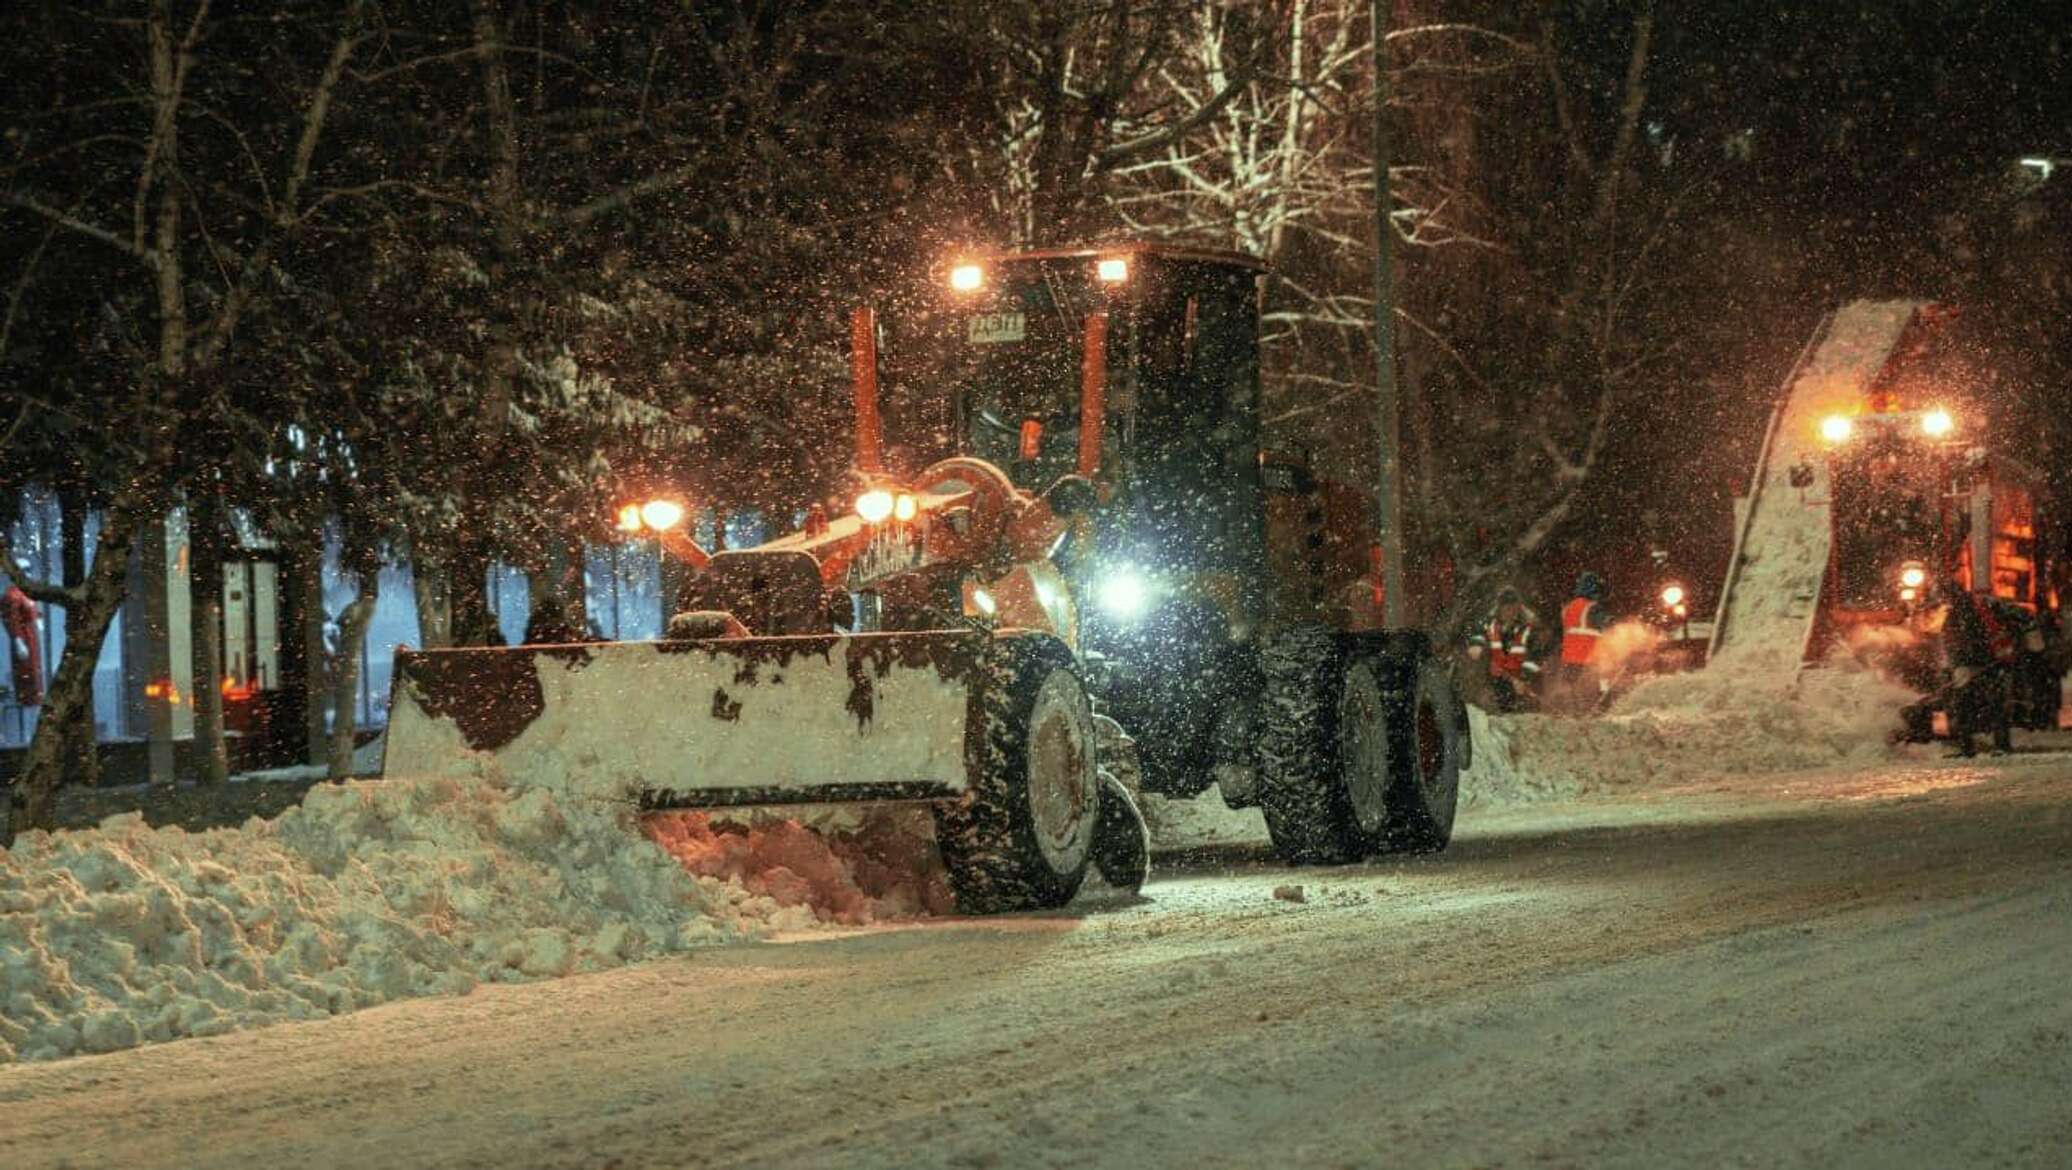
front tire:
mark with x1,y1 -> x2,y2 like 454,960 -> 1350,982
1090,770 -> 1150,892
934,639 -> 1098,912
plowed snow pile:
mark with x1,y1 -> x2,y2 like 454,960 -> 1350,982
1465,654 -> 1918,806
0,721 -> 939,1065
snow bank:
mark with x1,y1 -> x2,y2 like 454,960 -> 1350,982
1464,652 -> 1918,806
645,807 -> 952,924
0,718 -> 940,1065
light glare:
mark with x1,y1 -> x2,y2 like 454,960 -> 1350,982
1096,258 -> 1129,283
1921,408 -> 1954,438
640,499 -> 686,531
1820,414 -> 1854,443
856,489 -> 895,523
1099,570 -> 1148,619
950,264 -> 984,291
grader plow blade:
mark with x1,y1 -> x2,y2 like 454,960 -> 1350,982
381,632 -> 993,809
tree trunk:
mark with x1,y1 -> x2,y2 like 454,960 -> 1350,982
326,573 -> 378,781
448,537 -> 496,645
411,561 -> 452,649
56,486 -> 100,788
5,497 -> 142,841
300,545 -> 330,764
558,534 -> 587,635
462,0 -> 523,642
188,494 -> 230,784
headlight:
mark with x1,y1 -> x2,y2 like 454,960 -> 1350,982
1096,257 -> 1129,283
950,264 -> 983,292
1921,408 -> 1954,438
893,493 -> 917,522
1899,563 -> 1926,589
1820,415 -> 1853,443
1097,569 -> 1149,620
856,489 -> 895,524
1660,584 -> 1685,609
639,499 -> 685,532
970,587 -> 997,616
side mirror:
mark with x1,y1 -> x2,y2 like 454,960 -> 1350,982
1041,474 -> 1098,518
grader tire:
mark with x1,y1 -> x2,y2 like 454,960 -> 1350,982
1090,770 -> 1151,893
933,639 -> 1099,913
1258,629 -> 1464,863
1376,655 -> 1463,854
1258,626 -> 1372,864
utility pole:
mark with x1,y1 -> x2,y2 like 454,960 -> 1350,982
1370,0 -> 1407,627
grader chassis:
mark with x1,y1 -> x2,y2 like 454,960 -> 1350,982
384,243 -> 1468,912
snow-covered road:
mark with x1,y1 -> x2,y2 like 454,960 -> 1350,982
5,753 -> 2071,1170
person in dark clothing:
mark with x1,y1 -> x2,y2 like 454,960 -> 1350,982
2006,602 -> 2061,731
523,595 -> 580,645
1940,577 -> 2014,757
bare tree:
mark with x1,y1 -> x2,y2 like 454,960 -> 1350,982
1,0 -> 377,832
1111,2 -> 1689,628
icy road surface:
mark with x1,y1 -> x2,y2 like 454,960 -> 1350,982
5,755 -> 2071,1169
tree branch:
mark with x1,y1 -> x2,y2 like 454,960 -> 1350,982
558,164 -> 702,226
280,0 -> 369,222
0,528 -> 78,606
1537,16 -> 1595,180
1,192 -> 159,267
193,0 -> 367,371
1094,5 -> 1284,171
1592,2 -> 1654,231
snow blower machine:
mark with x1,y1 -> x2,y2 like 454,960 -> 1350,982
382,243 -> 1468,912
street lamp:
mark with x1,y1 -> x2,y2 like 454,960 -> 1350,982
615,498 -> 688,533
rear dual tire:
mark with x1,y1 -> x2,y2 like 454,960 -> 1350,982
1258,627 -> 1462,864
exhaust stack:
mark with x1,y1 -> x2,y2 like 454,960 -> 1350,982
851,307 -> 884,475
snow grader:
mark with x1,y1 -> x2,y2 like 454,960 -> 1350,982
382,243 -> 1467,912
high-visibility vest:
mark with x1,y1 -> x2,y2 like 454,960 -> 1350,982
1485,619 -> 1536,679
1561,597 -> 1601,665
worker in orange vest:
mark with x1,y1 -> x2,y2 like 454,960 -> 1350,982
1557,572 -> 1612,701
1466,587 -> 1543,711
